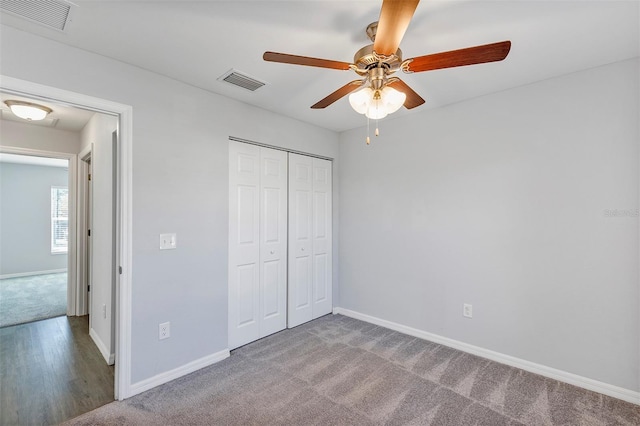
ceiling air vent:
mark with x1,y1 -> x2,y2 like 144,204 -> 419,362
218,69 -> 266,92
0,0 -> 73,31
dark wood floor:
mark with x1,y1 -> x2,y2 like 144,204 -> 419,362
0,315 -> 114,425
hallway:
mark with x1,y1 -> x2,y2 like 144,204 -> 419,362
0,315 -> 114,424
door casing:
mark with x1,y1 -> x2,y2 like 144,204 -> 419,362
0,75 -> 133,400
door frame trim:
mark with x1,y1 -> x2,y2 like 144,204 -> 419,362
229,136 -> 334,162
77,145 -> 92,318
0,75 -> 134,400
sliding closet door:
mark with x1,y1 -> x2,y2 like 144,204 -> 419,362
258,147 -> 288,337
288,153 -> 332,328
229,142 -> 260,348
288,154 -> 313,327
229,141 -> 287,349
311,158 -> 332,318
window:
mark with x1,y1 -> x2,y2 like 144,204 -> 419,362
51,186 -> 69,254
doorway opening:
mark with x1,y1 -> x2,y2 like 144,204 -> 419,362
0,153 -> 70,327
0,75 -> 133,414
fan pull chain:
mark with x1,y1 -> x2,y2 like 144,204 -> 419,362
375,118 -> 379,137
366,115 -> 371,145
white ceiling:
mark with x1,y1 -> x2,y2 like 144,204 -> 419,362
1,1 -> 638,132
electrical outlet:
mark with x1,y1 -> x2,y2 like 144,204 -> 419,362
463,303 -> 473,318
102,304 -> 107,319
159,322 -> 170,340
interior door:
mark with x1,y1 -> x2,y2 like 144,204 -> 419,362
312,158 -> 332,319
258,147 -> 287,337
229,141 -> 287,349
288,154 -> 313,327
228,142 -> 261,349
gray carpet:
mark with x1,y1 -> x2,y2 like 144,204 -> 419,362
0,272 -> 67,328
64,314 -> 640,425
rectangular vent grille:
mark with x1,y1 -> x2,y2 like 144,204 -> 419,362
1,0 -> 72,31
219,70 -> 266,92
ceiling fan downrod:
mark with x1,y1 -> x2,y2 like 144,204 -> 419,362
369,67 -> 386,90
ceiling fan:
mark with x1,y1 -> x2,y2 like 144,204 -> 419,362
263,0 -> 511,128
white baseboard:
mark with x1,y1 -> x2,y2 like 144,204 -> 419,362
128,349 -> 230,397
0,269 -> 66,279
333,307 -> 640,405
89,327 -> 114,365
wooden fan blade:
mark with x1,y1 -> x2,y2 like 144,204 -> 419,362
311,80 -> 364,109
387,79 -> 425,109
263,52 -> 352,70
373,0 -> 420,56
405,41 -> 511,73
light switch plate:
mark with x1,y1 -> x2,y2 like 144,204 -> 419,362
160,233 -> 177,250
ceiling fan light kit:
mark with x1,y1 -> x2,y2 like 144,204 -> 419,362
348,86 -> 406,119
263,0 -> 511,144
4,100 -> 53,121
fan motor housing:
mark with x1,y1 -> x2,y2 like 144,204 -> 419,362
354,44 -> 403,72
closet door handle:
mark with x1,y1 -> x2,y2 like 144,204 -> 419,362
270,250 -> 274,255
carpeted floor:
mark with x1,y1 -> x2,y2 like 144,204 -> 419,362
64,314 -> 640,425
0,272 -> 67,328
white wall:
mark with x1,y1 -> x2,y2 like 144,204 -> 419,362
81,113 -> 118,363
0,121 -> 79,278
0,119 -> 81,154
0,162 -> 68,276
0,25 -> 340,385
339,58 -> 639,392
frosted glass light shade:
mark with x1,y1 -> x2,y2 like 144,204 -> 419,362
4,100 -> 52,121
348,86 -> 406,119
381,86 -> 406,114
348,88 -> 373,114
366,96 -> 389,120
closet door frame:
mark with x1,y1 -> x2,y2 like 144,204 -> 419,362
228,137 -> 334,344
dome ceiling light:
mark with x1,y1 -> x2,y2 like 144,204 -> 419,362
4,100 -> 53,121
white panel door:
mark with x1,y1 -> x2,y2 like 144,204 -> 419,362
229,141 -> 260,349
312,158 -> 332,319
258,148 -> 288,337
288,153 -> 313,327
288,154 -> 332,327
230,141 -> 288,349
